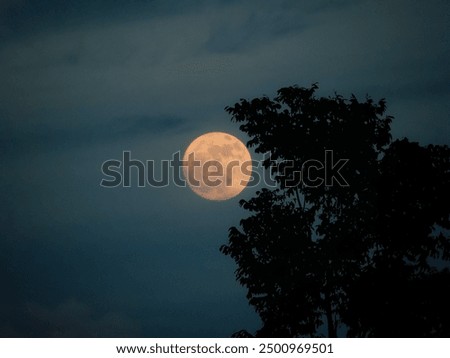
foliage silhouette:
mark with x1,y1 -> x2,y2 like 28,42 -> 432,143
220,84 -> 450,337
344,139 -> 450,337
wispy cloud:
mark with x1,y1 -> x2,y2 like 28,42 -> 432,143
0,115 -> 190,153
1,0 -> 448,147
23,299 -> 141,337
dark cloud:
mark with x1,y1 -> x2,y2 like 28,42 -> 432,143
1,298 -> 141,337
205,3 -> 308,54
0,0 -> 156,44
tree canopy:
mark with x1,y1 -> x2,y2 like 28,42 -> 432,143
220,84 -> 450,337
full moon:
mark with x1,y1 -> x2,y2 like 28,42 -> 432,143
182,132 -> 252,201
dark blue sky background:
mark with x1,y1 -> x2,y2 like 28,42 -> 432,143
1,0 -> 449,337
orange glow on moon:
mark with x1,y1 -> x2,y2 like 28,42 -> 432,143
183,132 -> 252,201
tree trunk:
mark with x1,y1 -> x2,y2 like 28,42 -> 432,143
324,287 -> 337,337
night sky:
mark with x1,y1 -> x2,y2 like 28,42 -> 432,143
1,0 -> 449,337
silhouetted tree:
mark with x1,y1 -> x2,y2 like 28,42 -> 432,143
344,139 -> 450,337
220,84 -> 450,337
